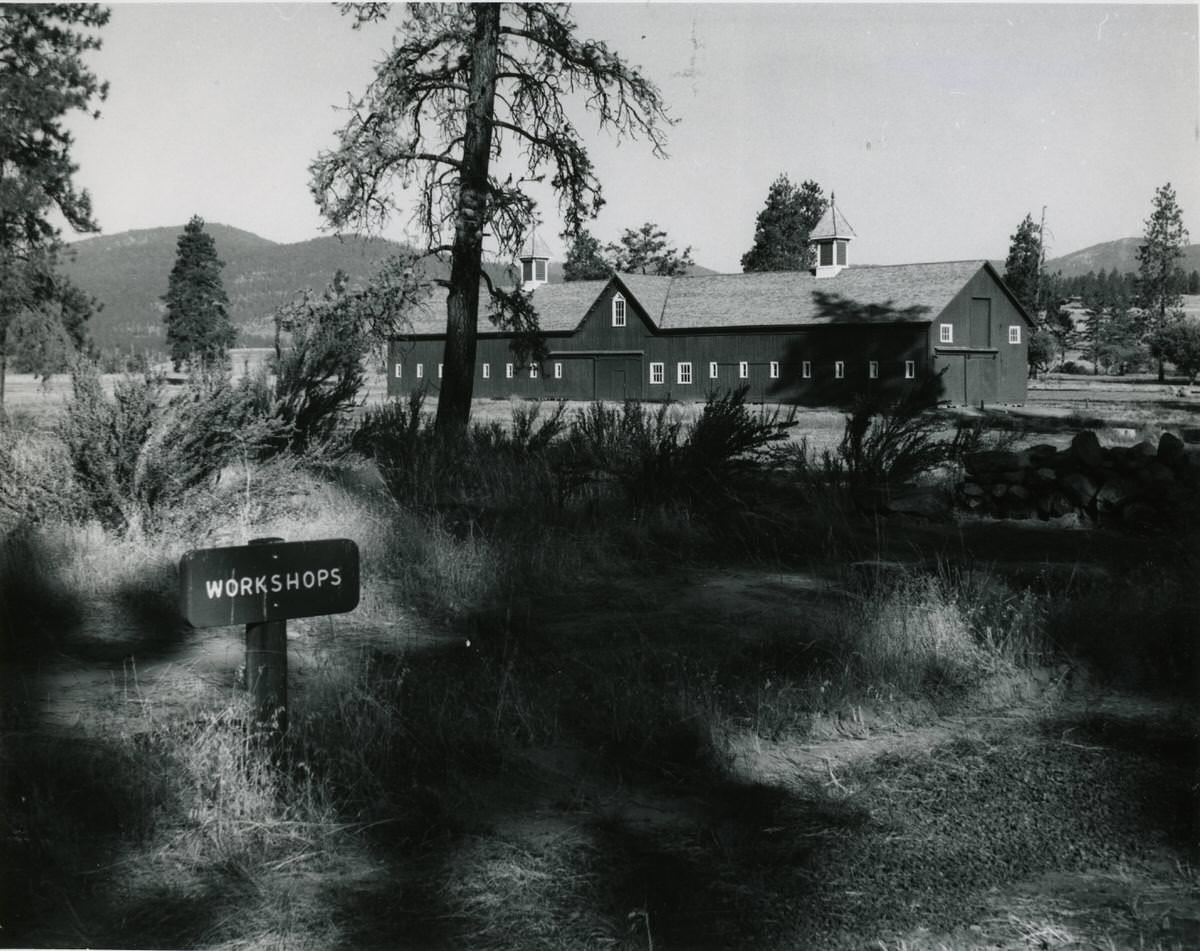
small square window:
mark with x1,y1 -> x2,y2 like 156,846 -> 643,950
769,361 -> 780,379
612,295 -> 626,327
534,259 -> 546,282
394,363 -> 402,379
738,361 -> 749,379
553,362 -> 562,380
939,323 -> 954,344
530,364 -> 539,379
505,363 -> 514,379
868,360 -> 879,379
677,362 -> 692,385
482,362 -> 491,379
416,363 -> 424,379
650,362 -> 664,385
834,360 -> 845,379
1008,325 -> 1022,344
801,361 -> 812,380
904,360 -> 916,380
522,260 -> 534,282
437,363 -> 443,379
708,361 -> 719,380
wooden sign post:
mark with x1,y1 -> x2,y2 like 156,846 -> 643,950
179,537 -> 361,744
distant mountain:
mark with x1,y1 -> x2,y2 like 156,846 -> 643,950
62,224 -> 717,353
1044,237 -> 1200,278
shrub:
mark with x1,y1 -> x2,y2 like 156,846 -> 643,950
837,377 -> 959,492
0,423 -> 87,528
57,362 -> 289,532
57,361 -> 161,531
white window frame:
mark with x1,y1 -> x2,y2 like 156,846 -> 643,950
437,363 -> 443,379
769,361 -> 780,379
649,362 -> 665,385
904,360 -> 916,380
612,294 -> 627,327
939,323 -> 954,344
677,361 -> 693,385
394,363 -> 402,378
868,360 -> 879,379
801,360 -> 812,380
553,362 -> 562,380
482,362 -> 491,379
1008,325 -> 1022,344
834,360 -> 845,379
505,363 -> 514,379
708,361 -> 719,380
529,364 -> 539,379
738,360 -> 749,379
416,363 -> 424,379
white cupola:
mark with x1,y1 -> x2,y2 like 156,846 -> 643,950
809,193 -> 856,278
519,230 -> 551,291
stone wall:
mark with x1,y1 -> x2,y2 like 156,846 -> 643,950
958,431 -> 1199,523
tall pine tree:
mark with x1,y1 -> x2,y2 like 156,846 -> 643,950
741,175 -> 825,272
311,5 -> 671,435
607,223 -> 694,276
1002,213 -> 1042,316
0,4 -> 109,410
562,229 -> 610,281
1136,183 -> 1189,381
162,216 -> 235,370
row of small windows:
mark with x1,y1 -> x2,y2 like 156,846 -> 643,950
396,359 -> 919,382
939,323 -> 1023,345
650,360 -> 917,383
395,362 -> 566,380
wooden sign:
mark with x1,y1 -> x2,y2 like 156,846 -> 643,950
179,538 -> 360,628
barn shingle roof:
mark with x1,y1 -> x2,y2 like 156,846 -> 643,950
401,261 -> 992,335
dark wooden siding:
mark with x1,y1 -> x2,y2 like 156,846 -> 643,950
387,268 -> 1030,406
927,267 -> 1029,405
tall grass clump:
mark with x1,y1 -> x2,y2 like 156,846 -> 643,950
839,564 -> 1048,694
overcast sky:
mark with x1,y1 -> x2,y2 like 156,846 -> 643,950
66,2 -> 1199,271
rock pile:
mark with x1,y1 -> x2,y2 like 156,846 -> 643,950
958,431 -> 1199,523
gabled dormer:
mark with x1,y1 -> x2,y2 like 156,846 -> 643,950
519,230 -> 551,291
810,193 -> 856,278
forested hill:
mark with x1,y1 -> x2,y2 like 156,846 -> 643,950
1044,237 -> 1200,278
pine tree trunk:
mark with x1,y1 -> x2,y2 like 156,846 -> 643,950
435,4 -> 500,438
0,323 -> 8,417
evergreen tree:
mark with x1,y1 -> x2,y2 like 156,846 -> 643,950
312,5 -> 670,435
607,222 -> 694,276
0,4 -> 109,410
1188,270 -> 1200,295
561,230 -> 610,281
1136,182 -> 1189,381
1153,320 -> 1200,383
1002,213 -> 1042,315
162,216 -> 235,370
740,175 -> 826,272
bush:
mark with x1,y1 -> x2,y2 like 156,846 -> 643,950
57,362 -> 289,533
0,423 -> 87,528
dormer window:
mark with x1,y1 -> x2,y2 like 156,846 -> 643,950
612,295 -> 626,327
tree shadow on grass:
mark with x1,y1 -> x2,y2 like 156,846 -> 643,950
0,732 -> 186,948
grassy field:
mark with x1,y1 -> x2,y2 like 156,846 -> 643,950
1,372 -> 1198,949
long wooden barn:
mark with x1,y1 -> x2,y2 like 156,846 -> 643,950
388,204 -> 1035,407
